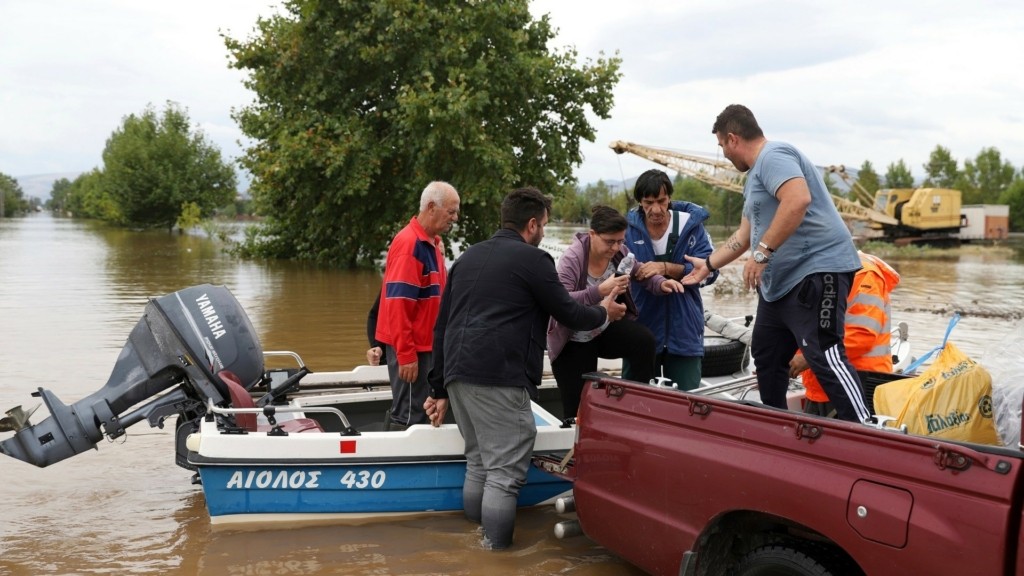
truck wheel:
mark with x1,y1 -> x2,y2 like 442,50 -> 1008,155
731,539 -> 861,576
702,336 -> 747,377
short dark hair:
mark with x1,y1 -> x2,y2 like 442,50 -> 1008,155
589,205 -> 627,234
633,169 -> 673,203
501,187 -> 552,231
712,104 -> 764,140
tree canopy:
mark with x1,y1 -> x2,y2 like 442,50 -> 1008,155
226,0 -> 621,267
59,102 -> 236,229
1,172 -> 30,217
857,160 -> 881,194
101,103 -> 236,230
884,159 -> 915,188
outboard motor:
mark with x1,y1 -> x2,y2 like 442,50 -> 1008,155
0,284 -> 263,468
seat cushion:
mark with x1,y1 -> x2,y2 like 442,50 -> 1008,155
219,370 -> 323,433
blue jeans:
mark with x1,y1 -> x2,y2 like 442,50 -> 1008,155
447,381 -> 536,549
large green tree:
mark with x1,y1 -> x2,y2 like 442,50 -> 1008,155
857,161 -> 881,194
0,172 -> 31,217
64,169 -> 121,221
1,172 -> 29,217
102,102 -> 236,230
884,159 -> 915,188
959,147 -> 1016,205
921,145 -> 959,188
998,176 -> 1024,232
226,0 -> 621,266
48,177 -> 73,213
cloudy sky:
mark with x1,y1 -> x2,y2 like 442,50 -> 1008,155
3,0 -> 1024,195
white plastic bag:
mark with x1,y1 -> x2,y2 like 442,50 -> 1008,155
981,320 -> 1024,448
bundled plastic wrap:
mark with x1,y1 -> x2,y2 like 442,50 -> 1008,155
980,320 -> 1024,448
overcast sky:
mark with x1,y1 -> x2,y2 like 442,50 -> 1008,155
4,1 -> 1024,194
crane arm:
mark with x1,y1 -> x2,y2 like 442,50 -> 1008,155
609,140 -> 898,226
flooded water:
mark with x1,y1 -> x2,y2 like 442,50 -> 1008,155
2,213 -> 1023,575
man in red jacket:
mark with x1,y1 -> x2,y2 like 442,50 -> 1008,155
376,181 -> 460,429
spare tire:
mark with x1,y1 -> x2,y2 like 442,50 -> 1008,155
702,335 -> 747,377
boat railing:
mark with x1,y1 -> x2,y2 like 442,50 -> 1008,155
264,350 -> 306,367
206,400 -> 359,436
693,374 -> 759,398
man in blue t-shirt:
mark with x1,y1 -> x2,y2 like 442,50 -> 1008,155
681,104 -> 870,422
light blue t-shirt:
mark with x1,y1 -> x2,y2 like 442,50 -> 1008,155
743,141 -> 861,301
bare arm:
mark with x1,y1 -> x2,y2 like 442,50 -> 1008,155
681,217 -> 752,285
740,178 -> 811,291
760,177 -> 811,251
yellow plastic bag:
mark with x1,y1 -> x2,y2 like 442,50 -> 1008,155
873,341 -> 1000,445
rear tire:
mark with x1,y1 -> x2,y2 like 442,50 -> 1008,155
702,336 -> 747,377
731,539 -> 861,576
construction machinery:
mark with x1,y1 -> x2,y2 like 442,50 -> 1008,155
610,140 -> 962,244
827,165 -> 963,245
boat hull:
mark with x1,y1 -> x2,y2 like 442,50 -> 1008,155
188,400 -> 576,525
196,460 -> 571,525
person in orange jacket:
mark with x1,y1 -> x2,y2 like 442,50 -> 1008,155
788,251 -> 901,417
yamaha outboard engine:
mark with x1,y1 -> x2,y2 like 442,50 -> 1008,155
0,284 -> 263,467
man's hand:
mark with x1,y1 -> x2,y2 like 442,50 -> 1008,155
398,361 -> 418,383
600,292 -> 628,321
424,397 -> 448,427
681,254 -> 711,286
743,258 -> 766,292
788,353 -> 809,378
366,346 -> 383,366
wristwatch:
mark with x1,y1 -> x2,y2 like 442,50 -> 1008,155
752,250 -> 771,264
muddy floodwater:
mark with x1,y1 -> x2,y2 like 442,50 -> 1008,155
2,213 -> 1022,575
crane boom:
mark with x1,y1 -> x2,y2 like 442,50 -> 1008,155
609,140 -> 898,226
825,165 -> 876,207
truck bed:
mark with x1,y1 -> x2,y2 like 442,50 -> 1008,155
561,374 -> 1024,576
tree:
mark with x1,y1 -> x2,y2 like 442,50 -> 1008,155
102,102 -> 236,230
921,145 -> 958,188
48,178 -> 73,214
961,147 -> 1016,204
551,180 -> 628,224
226,0 -> 621,267
857,160 -> 881,194
65,169 -> 120,221
884,160 -> 915,188
1,172 -> 29,217
822,171 -> 839,195
998,178 -> 1024,232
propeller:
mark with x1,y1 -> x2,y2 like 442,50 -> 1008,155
0,405 -> 40,432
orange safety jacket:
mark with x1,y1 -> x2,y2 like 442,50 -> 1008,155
802,252 -> 901,402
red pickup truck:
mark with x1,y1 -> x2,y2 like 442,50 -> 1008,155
537,374 -> 1024,576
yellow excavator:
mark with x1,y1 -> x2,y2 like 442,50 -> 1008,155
610,140 -> 962,245
826,165 -> 963,245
